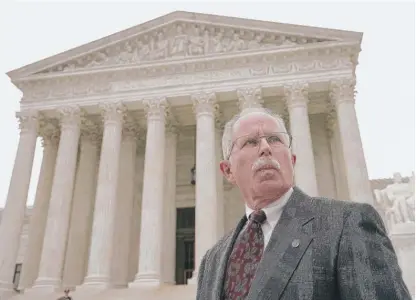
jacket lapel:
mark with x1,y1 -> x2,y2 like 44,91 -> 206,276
211,215 -> 247,299
247,187 -> 315,300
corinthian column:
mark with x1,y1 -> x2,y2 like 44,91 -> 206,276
19,118 -> 59,290
284,83 -> 319,196
132,98 -> 167,286
330,78 -> 373,204
161,122 -> 178,284
0,111 -> 38,297
237,86 -> 263,113
62,119 -> 100,288
190,92 -> 218,282
33,106 -> 82,291
110,115 -> 139,288
83,102 -> 126,287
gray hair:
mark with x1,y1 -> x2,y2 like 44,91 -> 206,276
221,107 -> 289,160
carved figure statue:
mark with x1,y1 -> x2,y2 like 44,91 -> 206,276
227,33 -> 246,52
375,172 -> 415,231
188,26 -> 204,56
151,31 -> 169,60
135,39 -> 150,61
171,24 -> 188,57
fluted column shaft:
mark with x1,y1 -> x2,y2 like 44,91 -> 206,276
330,78 -> 373,204
162,125 -> 178,284
110,119 -> 138,288
128,148 -> 145,282
132,98 -> 166,286
83,103 -> 125,287
19,121 -> 59,289
62,121 -> 100,288
285,83 -> 319,196
34,106 -> 82,290
0,111 -> 38,295
215,124 -> 225,240
192,92 -> 218,279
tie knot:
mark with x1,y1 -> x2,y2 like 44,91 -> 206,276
250,210 -> 267,224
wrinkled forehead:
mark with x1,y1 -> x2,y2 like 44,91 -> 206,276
232,112 -> 282,139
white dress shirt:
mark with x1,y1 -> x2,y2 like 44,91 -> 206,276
245,187 -> 293,248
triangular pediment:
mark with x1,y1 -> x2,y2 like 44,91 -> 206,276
8,11 -> 362,79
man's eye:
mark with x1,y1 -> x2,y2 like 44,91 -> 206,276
244,138 -> 258,146
268,136 -> 282,143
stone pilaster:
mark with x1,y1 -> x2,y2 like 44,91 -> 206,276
62,118 -> 100,288
83,102 -> 126,287
132,98 -> 167,286
284,83 -> 319,196
110,115 -> 139,288
236,86 -> 263,112
33,106 -> 82,291
190,92 -> 218,282
19,118 -> 59,290
330,78 -> 373,204
161,122 -> 178,284
0,110 -> 38,296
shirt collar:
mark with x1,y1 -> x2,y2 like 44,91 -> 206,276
245,187 -> 293,226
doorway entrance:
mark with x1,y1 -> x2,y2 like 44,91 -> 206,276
175,207 -> 195,285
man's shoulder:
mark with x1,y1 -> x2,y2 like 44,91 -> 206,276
307,194 -> 380,224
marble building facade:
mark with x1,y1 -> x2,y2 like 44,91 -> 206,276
0,11 -> 398,300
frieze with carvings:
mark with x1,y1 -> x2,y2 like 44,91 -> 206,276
37,22 -> 331,74
21,54 -> 355,103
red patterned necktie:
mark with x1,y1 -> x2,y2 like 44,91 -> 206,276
224,210 -> 267,299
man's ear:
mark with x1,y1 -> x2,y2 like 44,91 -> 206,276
291,154 -> 296,165
220,160 -> 236,184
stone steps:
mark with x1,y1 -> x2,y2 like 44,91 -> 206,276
7,285 -> 197,300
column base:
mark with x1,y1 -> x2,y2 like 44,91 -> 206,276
31,277 -> 61,293
0,281 -> 17,300
80,275 -> 110,289
129,272 -> 162,288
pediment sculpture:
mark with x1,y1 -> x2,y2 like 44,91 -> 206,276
374,172 -> 415,233
38,22 -> 329,74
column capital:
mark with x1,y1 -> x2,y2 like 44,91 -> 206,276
99,102 -> 127,124
81,118 -> 101,145
57,105 -> 83,129
325,107 -> 337,139
123,114 -> 141,140
215,110 -> 225,132
16,110 -> 38,134
236,86 -> 263,111
165,120 -> 179,136
143,97 -> 168,122
192,92 -> 218,116
283,82 -> 309,108
38,116 -> 60,147
281,106 -> 290,129
329,77 -> 356,105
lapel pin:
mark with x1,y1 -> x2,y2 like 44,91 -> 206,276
291,239 -> 300,248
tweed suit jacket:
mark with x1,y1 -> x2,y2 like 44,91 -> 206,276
196,187 -> 411,300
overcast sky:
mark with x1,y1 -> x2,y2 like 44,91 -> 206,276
0,1 -> 414,208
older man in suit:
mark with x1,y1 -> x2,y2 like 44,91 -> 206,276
196,108 -> 411,300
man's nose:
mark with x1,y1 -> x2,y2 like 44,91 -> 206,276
258,138 -> 272,156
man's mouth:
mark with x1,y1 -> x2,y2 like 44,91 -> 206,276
256,165 -> 277,172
